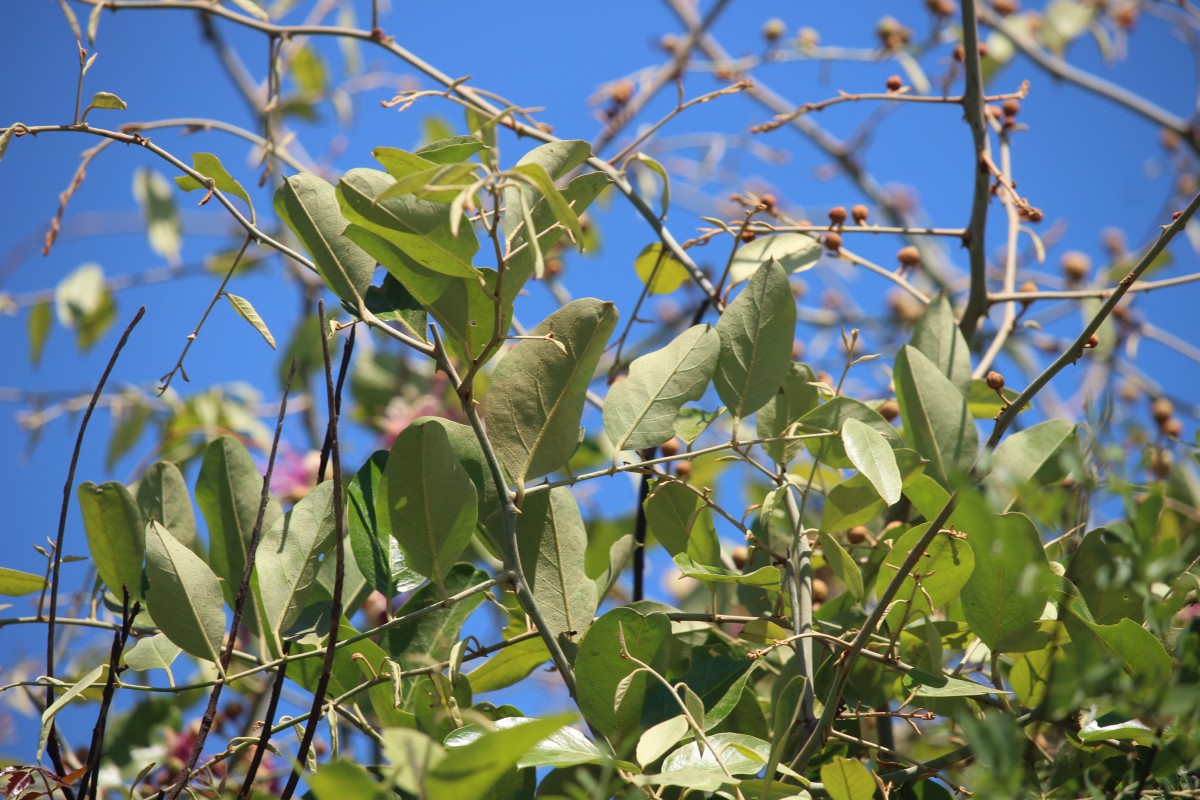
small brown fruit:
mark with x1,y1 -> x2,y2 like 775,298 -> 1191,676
897,245 -> 921,268
992,0 -> 1018,13
985,371 -> 1005,391
760,193 -> 777,211
741,229 -> 757,243
812,578 -> 829,602
824,231 -> 843,252
762,17 -> 786,42
1019,279 -> 1039,295
675,460 -> 692,479
731,546 -> 749,570
1084,334 -> 1100,349
1162,417 -> 1184,438
1060,251 -> 1091,283
828,206 -> 848,226
609,80 -> 634,106
879,399 -> 900,421
886,75 -> 903,92
660,437 -> 681,457
847,525 -> 870,544
1151,397 -> 1175,423
1002,98 -> 1021,117
1149,447 -> 1174,480
852,204 -> 870,224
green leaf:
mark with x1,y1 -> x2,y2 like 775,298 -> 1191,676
661,733 -> 770,776
309,760 -> 387,800
819,755 -> 876,800
956,496 -> 1057,650
1065,528 -> 1142,625
377,162 -> 479,204
54,263 -> 115,351
713,259 -> 795,419
984,419 -> 1074,511
728,233 -> 820,287
511,161 -> 584,247
506,142 -> 591,237
465,636 -> 550,694
517,487 -> 597,644
874,523 -> 975,626
821,449 -> 926,531
575,608 -> 671,746
756,362 -> 820,465
1078,718 -> 1158,746
275,172 -> 376,304
136,461 -> 198,554
444,716 -> 606,769
638,715 -> 689,767
604,325 -> 719,451
223,292 -> 276,350
630,152 -> 670,219
122,633 -> 182,673
196,436 -> 279,611
893,345 -> 978,486
353,274 -> 427,341
344,224 -> 498,359
288,45 -> 327,97
798,397 -> 901,469
132,168 -> 180,265
254,482 -> 335,643
39,664 -> 105,762
818,532 -> 864,600
427,714 -> 576,800
385,423 -> 477,590
841,417 -> 902,506
77,481 -> 145,600
83,91 -> 127,119
910,293 -> 972,395
633,243 -> 691,295
674,405 -> 726,445
487,298 -> 618,483
416,135 -> 487,164
674,553 -> 781,589
1079,617 -> 1173,686
175,152 -> 253,213
145,520 -> 227,662
105,401 -> 149,470
902,667 -> 1009,697
0,567 -> 48,596
29,299 -> 51,367
348,451 -> 421,596
338,167 -> 479,280
644,480 -> 721,567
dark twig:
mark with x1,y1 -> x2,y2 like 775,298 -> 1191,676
235,640 -> 292,800
631,451 -> 654,602
279,302 -> 347,800
317,325 -> 356,483
44,305 -> 144,797
79,588 -> 139,800
162,358 -> 297,800
957,0 -> 994,338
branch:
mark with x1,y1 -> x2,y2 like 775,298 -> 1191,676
957,0 -> 994,338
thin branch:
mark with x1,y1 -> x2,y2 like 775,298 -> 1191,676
974,128 -> 1022,377
957,0 -> 994,338
44,305 -> 144,797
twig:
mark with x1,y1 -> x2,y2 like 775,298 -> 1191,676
279,302 -> 347,800
317,325 -> 355,482
162,358 -> 296,800
44,304 -> 144,797
235,640 -> 292,800
78,589 -> 139,800
958,0 -> 994,338
974,128 -> 1023,377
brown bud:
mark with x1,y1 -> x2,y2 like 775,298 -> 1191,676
1019,279 -> 1038,295
985,371 -> 1005,391
812,578 -> 829,602
731,546 -> 749,570
792,339 -> 805,359
759,193 -> 777,211
1161,127 -> 1181,152
1162,416 -> 1184,438
609,80 -> 634,106
1114,3 -> 1138,29
828,206 -> 848,226
1084,334 -> 1100,349
675,460 -> 692,479
847,525 -> 870,544
1002,98 -> 1021,118
741,229 -> 757,243
927,0 -> 957,16
952,43 -> 965,62
762,17 -> 786,42
660,437 -> 681,457
824,231 -> 843,252
1060,251 -> 1091,283
897,245 -> 921,267
1151,397 -> 1175,423
992,0 -> 1018,13
878,399 -> 900,421
852,204 -> 870,224
544,257 -> 563,278
886,75 -> 903,92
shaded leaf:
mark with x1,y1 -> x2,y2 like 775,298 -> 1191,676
902,668 -> 1009,697
674,554 -> 780,589
276,172 -> 376,304
122,633 -> 182,673
254,482 -> 335,643
984,419 -> 1074,511
29,300 -> 51,367
756,362 -> 820,465
911,293 -> 972,396
427,714 -> 575,800
135,461 -> 198,554
644,480 -> 721,567
517,487 -> 596,644
874,523 -> 975,626
132,168 -> 180,265
575,608 -> 671,746
39,665 -> 105,762
465,636 -> 550,694
487,299 -> 618,483
145,520 -> 227,662
444,716 -> 605,769
819,755 -> 875,800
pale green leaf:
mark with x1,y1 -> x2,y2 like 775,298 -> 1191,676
893,345 -> 978,486
122,633 -> 182,673
714,259 -> 795,419
841,417 -> 902,506
604,325 -> 719,451
0,567 -> 48,596
819,755 -> 876,800
223,292 -> 276,350
254,482 -> 335,642
631,152 -> 670,219
39,664 -> 105,762
674,553 -> 780,589
633,242 -> 691,295
77,481 -> 145,600
133,168 -> 180,264
145,520 -> 227,662
728,233 -> 820,286
175,152 -> 253,214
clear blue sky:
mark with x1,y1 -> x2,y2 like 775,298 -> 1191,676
2,0 -> 1197,756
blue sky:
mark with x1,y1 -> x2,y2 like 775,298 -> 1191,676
2,0 -> 1198,758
